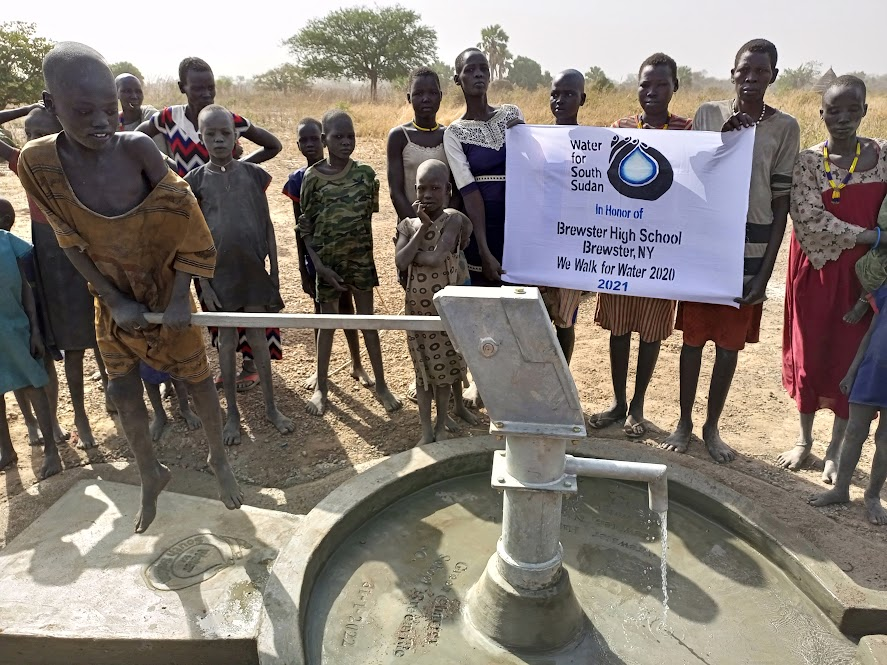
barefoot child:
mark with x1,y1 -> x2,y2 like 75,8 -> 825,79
140,363 -> 202,442
0,199 -> 63,479
780,75 -> 886,480
137,56 -> 283,392
186,105 -> 294,444
589,54 -> 692,439
809,282 -> 887,525
17,42 -> 243,532
1,105 -> 110,448
299,110 -> 402,416
0,198 -> 68,449
663,39 -> 800,463
545,69 -> 587,364
395,160 -> 477,444
284,117 -> 373,391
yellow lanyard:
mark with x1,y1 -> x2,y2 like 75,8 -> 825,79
823,140 -> 860,203
637,114 -> 669,130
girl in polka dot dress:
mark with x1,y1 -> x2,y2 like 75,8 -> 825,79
395,160 -> 478,444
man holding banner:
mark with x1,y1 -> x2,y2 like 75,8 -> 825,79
502,39 -> 799,464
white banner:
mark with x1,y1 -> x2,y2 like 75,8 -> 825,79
501,125 -> 755,306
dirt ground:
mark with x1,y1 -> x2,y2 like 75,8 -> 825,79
2,135 -> 886,593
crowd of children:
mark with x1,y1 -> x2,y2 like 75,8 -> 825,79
1,37 -> 885,531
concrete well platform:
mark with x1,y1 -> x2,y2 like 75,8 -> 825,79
0,480 -> 299,665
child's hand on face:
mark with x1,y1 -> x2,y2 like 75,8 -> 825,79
200,279 -> 222,312
412,201 -> 432,226
110,299 -> 150,333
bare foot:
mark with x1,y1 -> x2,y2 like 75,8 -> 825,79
444,416 -> 461,433
134,463 -> 172,533
0,449 -> 18,471
434,421 -> 449,442
40,448 -> 63,479
417,427 -> 435,446
462,382 -> 483,410
209,457 -> 243,510
822,459 -> 839,485
453,403 -> 480,426
149,413 -> 168,442
702,425 -> 736,464
375,386 -> 403,413
844,300 -> 869,325
864,495 -> 887,525
52,425 -> 70,444
180,408 -> 202,431
25,421 -> 43,446
223,414 -> 242,446
306,389 -> 327,416
267,407 -> 295,434
303,372 -> 318,391
808,487 -> 849,508
351,364 -> 375,388
661,420 -> 693,454
777,443 -> 811,471
75,415 -> 98,450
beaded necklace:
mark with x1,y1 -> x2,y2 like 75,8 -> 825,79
637,114 -> 671,130
823,139 -> 861,203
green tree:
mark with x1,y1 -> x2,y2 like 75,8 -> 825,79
478,25 -> 512,80
429,59 -> 454,90
254,64 -> 309,94
0,22 -> 53,107
676,65 -> 694,89
585,65 -> 614,92
507,55 -> 550,91
774,61 -> 822,92
108,61 -> 144,81
284,5 -> 437,102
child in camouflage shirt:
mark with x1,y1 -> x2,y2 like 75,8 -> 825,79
299,110 -> 402,417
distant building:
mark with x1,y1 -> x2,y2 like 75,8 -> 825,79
813,67 -> 838,93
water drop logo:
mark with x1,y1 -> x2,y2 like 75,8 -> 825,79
607,136 -> 674,201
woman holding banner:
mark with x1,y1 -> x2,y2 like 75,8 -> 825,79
589,53 -> 692,439
780,75 -> 887,481
444,47 -> 523,407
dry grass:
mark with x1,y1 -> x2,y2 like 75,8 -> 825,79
139,83 -> 887,150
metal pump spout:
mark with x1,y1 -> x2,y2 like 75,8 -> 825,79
564,456 -> 669,513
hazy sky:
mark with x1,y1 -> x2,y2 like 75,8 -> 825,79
10,0 -> 887,82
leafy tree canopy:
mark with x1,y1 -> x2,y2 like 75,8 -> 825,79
0,22 -> 53,107
284,5 -> 437,101
108,61 -> 144,82
585,65 -> 614,92
507,55 -> 550,91
254,64 -> 309,94
478,24 -> 512,80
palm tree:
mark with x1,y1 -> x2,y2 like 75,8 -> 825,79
478,25 -> 513,80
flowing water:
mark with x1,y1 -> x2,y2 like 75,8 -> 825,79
657,509 -> 669,629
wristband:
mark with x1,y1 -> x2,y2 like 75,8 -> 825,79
874,226 -> 882,251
